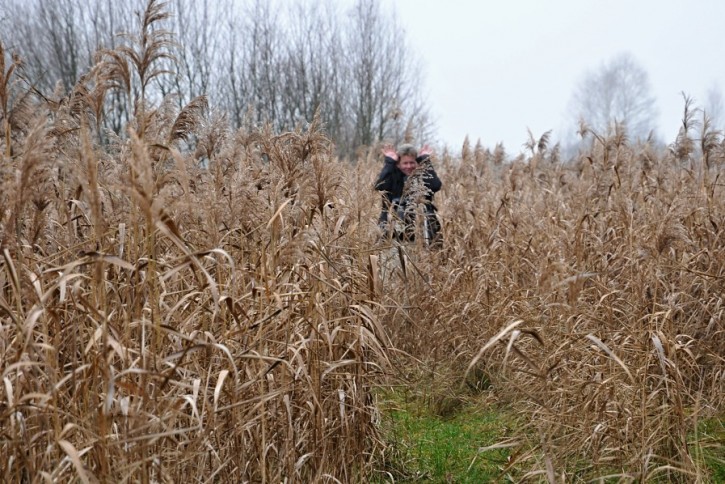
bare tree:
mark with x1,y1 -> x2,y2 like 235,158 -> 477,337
1,0 -> 82,93
156,0 -> 228,107
246,0 -> 282,128
342,0 -> 432,152
214,3 -> 246,128
280,1 -> 340,125
569,52 -> 658,141
204,0 -> 284,131
346,0 -> 398,147
0,0 -> 140,94
0,0 -> 432,154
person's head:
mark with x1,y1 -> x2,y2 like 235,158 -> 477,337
396,144 -> 418,176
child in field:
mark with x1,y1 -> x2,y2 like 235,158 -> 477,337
375,143 -> 442,246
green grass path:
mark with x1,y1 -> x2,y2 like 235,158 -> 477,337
374,387 -> 724,483
375,389 -> 516,483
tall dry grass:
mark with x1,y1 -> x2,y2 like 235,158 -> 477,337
0,4 -> 389,481
1,2 -> 724,481
385,125 -> 725,481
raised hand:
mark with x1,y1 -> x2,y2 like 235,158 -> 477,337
419,143 -> 433,158
382,143 -> 398,161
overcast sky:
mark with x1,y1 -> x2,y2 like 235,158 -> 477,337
379,0 -> 725,153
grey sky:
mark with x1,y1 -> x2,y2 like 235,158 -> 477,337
381,0 -> 725,153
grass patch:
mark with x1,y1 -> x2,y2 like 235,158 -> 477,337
374,386 -> 518,483
695,416 -> 725,482
373,386 -> 725,482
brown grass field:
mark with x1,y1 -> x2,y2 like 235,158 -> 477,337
1,6 -> 724,482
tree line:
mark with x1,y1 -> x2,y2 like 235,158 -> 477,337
0,0 -> 432,157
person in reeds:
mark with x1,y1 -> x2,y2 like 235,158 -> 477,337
375,143 -> 442,246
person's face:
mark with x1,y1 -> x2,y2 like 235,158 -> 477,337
397,155 -> 418,176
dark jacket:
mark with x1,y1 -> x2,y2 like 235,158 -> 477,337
375,154 -> 442,226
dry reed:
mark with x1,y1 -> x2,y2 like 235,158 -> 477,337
1,2 -> 724,481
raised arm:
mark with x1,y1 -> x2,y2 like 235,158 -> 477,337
417,143 -> 433,162
375,144 -> 399,192
382,143 -> 399,161
417,144 -> 442,192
